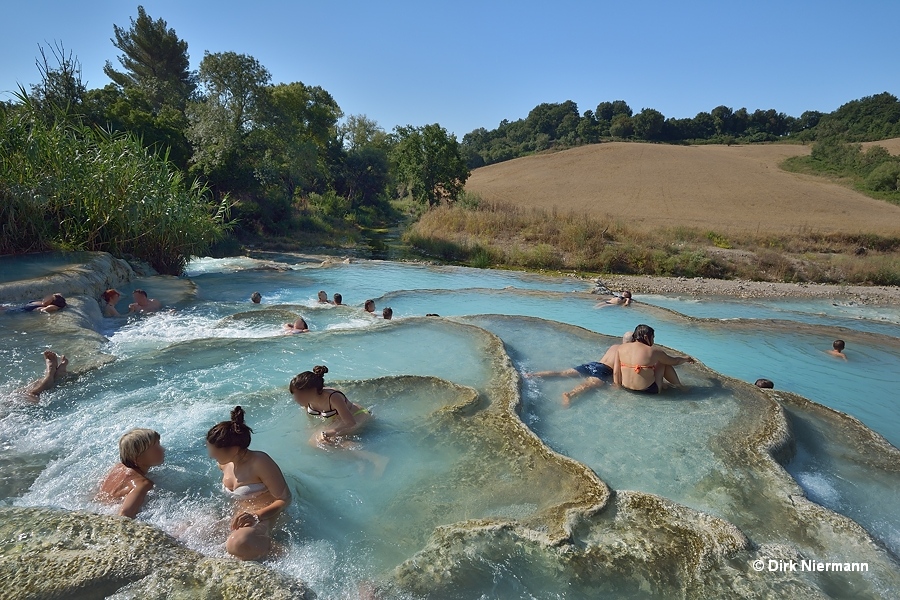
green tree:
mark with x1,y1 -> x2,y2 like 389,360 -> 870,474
609,113 -> 634,138
340,114 -> 390,151
104,6 -> 195,110
186,51 -> 271,179
392,123 -> 469,206
632,108 -> 665,140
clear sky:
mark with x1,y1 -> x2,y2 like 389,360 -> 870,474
2,0 -> 898,137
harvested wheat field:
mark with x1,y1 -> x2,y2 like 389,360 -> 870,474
465,143 -> 900,234
862,137 -> 900,154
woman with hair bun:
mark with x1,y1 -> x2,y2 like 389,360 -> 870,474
206,406 -> 292,560
290,366 -> 386,474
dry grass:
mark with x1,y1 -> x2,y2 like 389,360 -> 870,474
405,202 -> 900,285
465,142 -> 900,235
861,137 -> 900,155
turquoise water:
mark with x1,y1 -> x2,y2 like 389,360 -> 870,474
0,251 -> 93,284
2,254 -> 899,598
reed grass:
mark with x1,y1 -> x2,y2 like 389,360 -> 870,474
0,95 -> 227,274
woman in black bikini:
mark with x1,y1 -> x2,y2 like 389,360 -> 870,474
289,366 -> 386,475
613,325 -> 695,394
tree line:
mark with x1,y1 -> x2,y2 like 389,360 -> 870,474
461,93 -> 900,169
4,6 -> 470,268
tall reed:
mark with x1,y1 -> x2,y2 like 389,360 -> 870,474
0,96 -> 227,274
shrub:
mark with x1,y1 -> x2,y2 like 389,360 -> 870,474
864,161 -> 900,192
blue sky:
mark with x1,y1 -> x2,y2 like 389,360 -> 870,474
2,0 -> 898,137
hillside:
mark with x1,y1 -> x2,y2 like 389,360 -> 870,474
862,137 -> 900,154
465,143 -> 900,235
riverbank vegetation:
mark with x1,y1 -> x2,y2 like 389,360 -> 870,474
405,199 -> 900,286
1,7 -> 469,272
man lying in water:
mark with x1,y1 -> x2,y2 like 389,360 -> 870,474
1,293 -> 67,314
596,290 -> 632,308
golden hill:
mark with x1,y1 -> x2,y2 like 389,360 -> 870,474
465,143 -> 900,235
862,137 -> 900,154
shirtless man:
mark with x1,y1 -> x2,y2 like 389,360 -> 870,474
525,332 -> 633,406
614,324 -> 694,395
597,290 -> 632,308
827,339 -> 847,360
128,289 -> 162,313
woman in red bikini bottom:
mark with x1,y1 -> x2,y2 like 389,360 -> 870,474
613,324 -> 695,394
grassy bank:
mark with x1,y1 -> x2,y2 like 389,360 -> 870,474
403,201 -> 900,286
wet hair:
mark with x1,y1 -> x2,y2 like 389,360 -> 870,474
622,291 -> 632,299
119,428 -> 160,472
206,406 -> 253,449
251,292 -> 261,303
133,289 -> 148,298
50,294 -> 66,308
382,307 -> 393,320
101,289 -> 119,303
290,365 -> 328,395
755,379 -> 775,389
833,339 -> 845,351
293,317 -> 308,330
633,324 -> 655,346
318,290 -> 328,300
364,299 -> 375,311
333,293 -> 342,305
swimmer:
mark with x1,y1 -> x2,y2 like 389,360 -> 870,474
128,289 -> 162,313
317,290 -> 333,304
755,379 -> 775,389
98,428 -> 164,518
382,307 -> 393,320
1,293 -> 66,314
207,406 -> 291,561
613,324 -> 695,395
524,332 -> 630,405
290,366 -> 387,475
363,299 -> 376,315
828,339 -> 847,360
283,318 -> 309,334
20,350 -> 69,400
251,292 -> 262,304
597,290 -> 632,308
101,289 -> 122,317
333,293 -> 343,305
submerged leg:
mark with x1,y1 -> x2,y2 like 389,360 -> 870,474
226,520 -> 272,561
562,378 -> 605,407
663,364 -> 681,386
23,351 -> 58,397
524,368 -> 580,379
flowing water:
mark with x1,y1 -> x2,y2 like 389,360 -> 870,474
1,254 -> 898,599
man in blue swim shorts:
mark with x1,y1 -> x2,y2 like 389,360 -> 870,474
524,332 -> 633,407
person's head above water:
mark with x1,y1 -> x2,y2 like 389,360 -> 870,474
119,428 -> 163,473
622,331 -> 634,343
622,291 -> 632,299
251,292 -> 261,304
317,290 -> 329,302
290,365 -> 329,396
101,289 -> 119,303
755,379 -> 775,389
833,339 -> 846,352
206,406 -> 253,450
382,307 -> 393,320
44,293 -> 66,308
333,293 -> 342,305
633,324 -> 655,346
364,299 -> 375,312
133,289 -> 148,300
